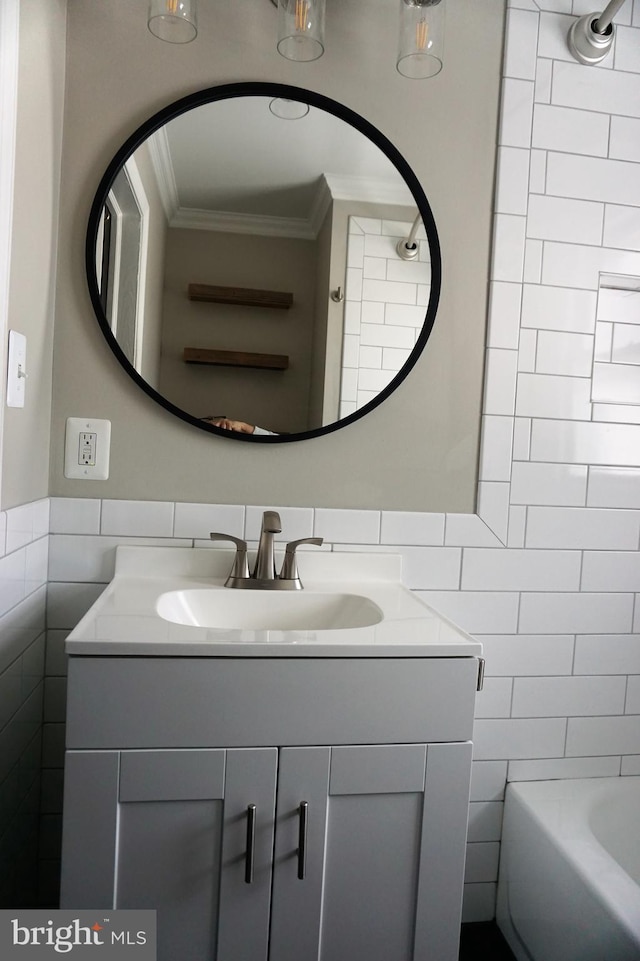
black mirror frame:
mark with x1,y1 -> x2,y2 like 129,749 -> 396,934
86,81 -> 442,443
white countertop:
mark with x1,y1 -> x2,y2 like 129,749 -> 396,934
65,546 -> 482,658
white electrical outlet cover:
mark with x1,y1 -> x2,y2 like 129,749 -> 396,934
64,417 -> 111,479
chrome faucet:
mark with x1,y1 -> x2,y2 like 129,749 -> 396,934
210,510 -> 322,589
253,510 -> 282,581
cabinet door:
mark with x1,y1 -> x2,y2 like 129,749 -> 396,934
60,748 -> 277,961
269,742 -> 472,961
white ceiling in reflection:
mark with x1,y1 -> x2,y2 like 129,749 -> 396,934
152,96 -> 411,221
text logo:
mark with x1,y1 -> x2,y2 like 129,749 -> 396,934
0,911 -> 156,959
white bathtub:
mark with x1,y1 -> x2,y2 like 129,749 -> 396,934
496,777 -> 640,961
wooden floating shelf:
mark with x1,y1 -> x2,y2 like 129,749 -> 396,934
188,283 -> 293,310
183,347 -> 289,370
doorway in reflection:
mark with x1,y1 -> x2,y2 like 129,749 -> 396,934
97,160 -> 149,372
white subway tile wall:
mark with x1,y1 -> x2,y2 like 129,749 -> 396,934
3,0 -> 640,920
0,499 -> 48,906
340,216 -> 430,417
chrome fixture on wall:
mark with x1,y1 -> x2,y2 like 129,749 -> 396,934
396,212 -> 423,260
148,0 -> 445,78
567,0 -> 628,65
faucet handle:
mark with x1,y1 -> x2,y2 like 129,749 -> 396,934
279,537 -> 323,586
209,533 -> 249,581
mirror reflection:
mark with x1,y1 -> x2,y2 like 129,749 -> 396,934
89,86 -> 439,439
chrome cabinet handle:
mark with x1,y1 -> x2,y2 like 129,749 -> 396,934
245,804 -> 256,884
297,801 -> 309,880
477,657 -> 486,692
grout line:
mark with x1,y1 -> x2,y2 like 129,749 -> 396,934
562,715 -> 569,757
578,548 -> 585,591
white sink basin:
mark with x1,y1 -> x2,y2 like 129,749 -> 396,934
64,547 -> 482,657
156,588 -> 384,631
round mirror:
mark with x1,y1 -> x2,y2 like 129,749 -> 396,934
86,82 -> 441,442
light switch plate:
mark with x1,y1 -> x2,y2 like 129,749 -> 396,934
7,330 -> 26,407
64,417 -> 111,479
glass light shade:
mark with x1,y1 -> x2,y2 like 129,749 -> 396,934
148,0 -> 198,44
269,98 -> 310,119
277,0 -> 325,62
397,0 -> 444,79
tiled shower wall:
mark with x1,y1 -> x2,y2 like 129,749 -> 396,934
1,0 -> 640,918
341,215 -> 430,418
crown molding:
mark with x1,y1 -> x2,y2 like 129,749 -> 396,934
147,127 -> 178,223
146,134 -> 413,238
170,206 -> 317,239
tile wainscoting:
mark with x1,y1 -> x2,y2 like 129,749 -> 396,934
38,487 -> 640,915
0,499 -> 49,906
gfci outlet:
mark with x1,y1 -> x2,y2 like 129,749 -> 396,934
65,418 -> 111,479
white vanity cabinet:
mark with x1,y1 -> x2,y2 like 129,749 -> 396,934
60,654 -> 479,961
62,747 -> 277,961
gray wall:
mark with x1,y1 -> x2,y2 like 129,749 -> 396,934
2,0 -> 66,510
0,0 -> 64,907
158,228 -> 318,433
50,0 -> 504,512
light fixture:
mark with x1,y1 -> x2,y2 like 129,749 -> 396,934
567,0 -> 627,65
397,0 -> 444,79
269,98 -> 311,119
148,0 -> 198,44
146,0 -> 446,76
275,0 -> 326,63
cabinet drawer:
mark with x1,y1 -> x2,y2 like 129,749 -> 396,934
66,656 -> 478,749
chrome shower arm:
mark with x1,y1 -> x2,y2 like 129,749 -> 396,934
396,212 -> 423,261
594,0 -> 626,33
405,213 -> 422,249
